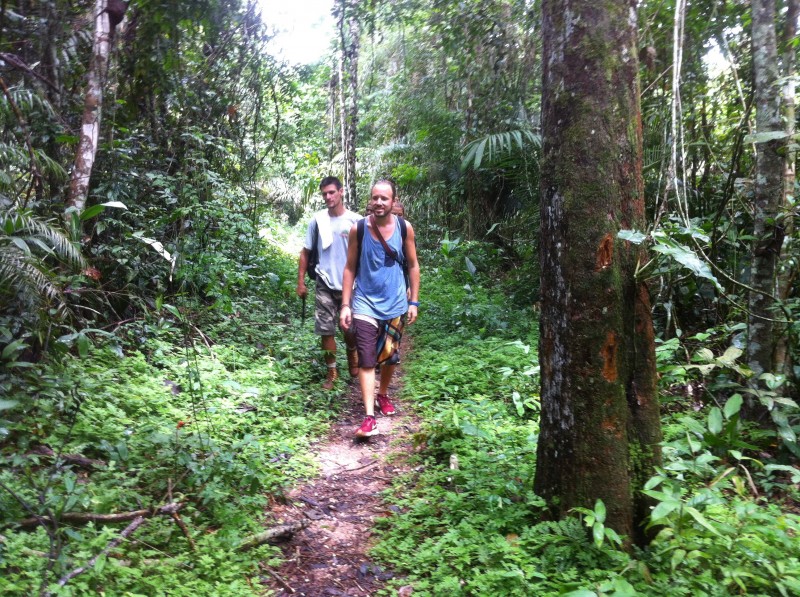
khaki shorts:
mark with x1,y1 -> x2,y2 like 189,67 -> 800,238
314,283 -> 343,336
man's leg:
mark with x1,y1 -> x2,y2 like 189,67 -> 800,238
353,318 -> 380,437
322,334 -> 337,365
375,364 -> 397,416
343,328 -> 359,377
321,334 -> 338,389
359,366 -> 377,416
315,285 -> 339,389
377,364 -> 395,396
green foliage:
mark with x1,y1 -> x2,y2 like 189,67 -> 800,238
372,252 -> 800,596
0,209 -> 85,306
0,216 -> 349,594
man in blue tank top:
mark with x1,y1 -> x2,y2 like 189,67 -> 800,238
339,180 -> 420,437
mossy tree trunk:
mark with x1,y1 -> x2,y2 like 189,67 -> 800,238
534,0 -> 662,546
772,0 -> 798,379
746,0 -> 786,386
335,0 -> 360,209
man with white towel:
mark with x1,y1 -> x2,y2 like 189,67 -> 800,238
296,176 -> 362,389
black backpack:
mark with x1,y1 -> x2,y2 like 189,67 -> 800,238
306,219 -> 320,281
356,216 -> 409,289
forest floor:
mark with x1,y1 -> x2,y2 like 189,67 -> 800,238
263,355 -> 418,596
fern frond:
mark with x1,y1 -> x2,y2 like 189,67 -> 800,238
461,129 -> 541,171
0,245 -> 61,310
0,210 -> 86,270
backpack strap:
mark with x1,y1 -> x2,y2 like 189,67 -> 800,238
310,218 -> 319,256
356,218 -> 365,278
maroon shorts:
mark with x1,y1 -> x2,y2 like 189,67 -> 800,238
353,318 -> 401,369
353,318 -> 380,369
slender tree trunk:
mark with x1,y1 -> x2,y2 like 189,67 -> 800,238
66,0 -> 111,217
336,0 -> 359,209
773,0 -> 798,377
747,0 -> 784,383
534,0 -> 662,547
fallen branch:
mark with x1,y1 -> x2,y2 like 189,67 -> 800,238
170,511 -> 197,551
263,566 -> 295,593
28,445 -> 106,471
52,515 -> 146,593
237,520 -> 309,552
15,502 -> 184,529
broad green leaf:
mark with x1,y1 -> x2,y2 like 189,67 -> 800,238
671,548 -> 687,570
695,348 -> 714,362
760,372 -> 786,390
562,591 -> 597,597
723,394 -> 743,419
2,339 -> 27,360
464,256 -> 476,277
719,346 -> 743,365
594,499 -> 606,524
77,333 -> 90,358
708,407 -> 723,435
744,131 -> 789,144
618,229 -> 647,244
11,237 -> 30,254
777,425 -> 797,445
685,506 -> 722,536
592,521 -> 604,546
461,422 -> 488,438
79,204 -> 105,220
0,400 -> 19,411
650,499 -> 681,520
511,391 -> 524,416
651,243 -> 722,290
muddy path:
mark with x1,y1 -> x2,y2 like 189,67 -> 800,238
263,360 -> 418,596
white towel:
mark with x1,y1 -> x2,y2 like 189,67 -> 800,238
314,212 -> 334,250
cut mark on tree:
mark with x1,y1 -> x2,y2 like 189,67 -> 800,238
595,233 -> 614,270
601,331 -> 618,382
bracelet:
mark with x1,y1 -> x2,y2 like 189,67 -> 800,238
340,304 -> 351,310
408,301 -> 420,307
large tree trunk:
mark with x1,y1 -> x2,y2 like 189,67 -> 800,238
746,0 -> 785,385
534,0 -> 662,547
66,0 -> 111,217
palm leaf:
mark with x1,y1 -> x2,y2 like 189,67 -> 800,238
461,129 -> 541,171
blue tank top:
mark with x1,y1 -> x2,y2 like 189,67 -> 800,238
352,217 -> 407,320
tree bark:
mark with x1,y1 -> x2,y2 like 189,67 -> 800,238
773,0 -> 798,377
534,0 -> 662,547
66,0 -> 111,218
336,0 -> 360,209
746,0 -> 785,384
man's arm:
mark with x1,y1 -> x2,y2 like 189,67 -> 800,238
404,222 -> 420,325
296,248 -> 310,298
339,224 -> 360,331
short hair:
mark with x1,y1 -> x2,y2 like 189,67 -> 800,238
371,178 -> 397,199
320,176 -> 343,190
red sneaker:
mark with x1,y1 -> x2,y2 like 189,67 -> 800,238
376,394 -> 396,416
355,415 -> 378,437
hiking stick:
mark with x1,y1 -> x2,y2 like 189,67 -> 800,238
301,295 -> 307,325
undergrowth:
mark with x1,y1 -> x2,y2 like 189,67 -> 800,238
371,245 -> 800,597
0,220 -> 350,595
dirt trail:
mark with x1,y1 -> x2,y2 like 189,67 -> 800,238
264,364 -> 417,596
